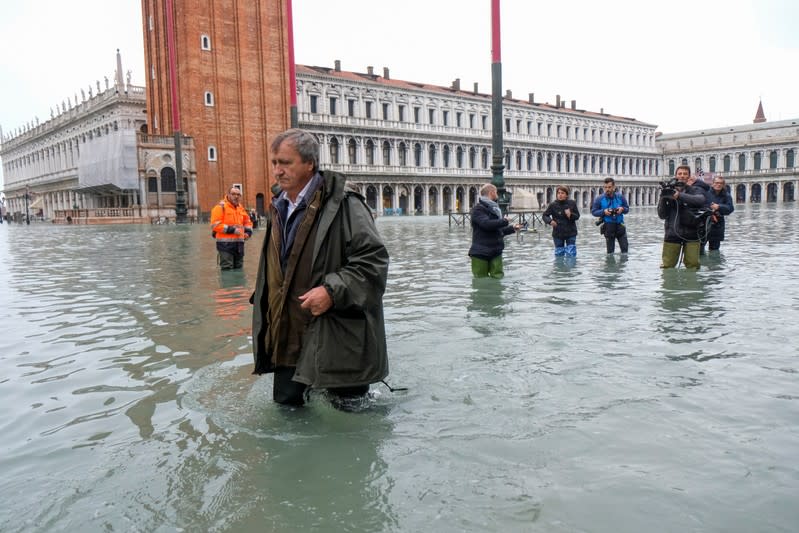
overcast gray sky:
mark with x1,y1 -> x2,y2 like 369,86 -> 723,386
1,0 -> 797,145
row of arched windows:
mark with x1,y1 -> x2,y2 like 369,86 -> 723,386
303,81 -> 654,147
3,121 -> 121,174
668,149 -> 796,175
323,136 -> 659,176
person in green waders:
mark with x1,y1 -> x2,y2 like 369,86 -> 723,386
468,183 -> 522,278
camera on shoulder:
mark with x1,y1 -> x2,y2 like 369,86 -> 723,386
659,177 -> 684,197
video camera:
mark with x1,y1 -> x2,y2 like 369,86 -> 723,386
659,178 -> 685,197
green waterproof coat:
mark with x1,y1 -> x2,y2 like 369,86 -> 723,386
251,170 -> 390,389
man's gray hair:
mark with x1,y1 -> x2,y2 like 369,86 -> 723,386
480,183 -> 496,196
271,128 -> 319,171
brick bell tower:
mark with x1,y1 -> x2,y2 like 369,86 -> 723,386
141,0 -> 291,215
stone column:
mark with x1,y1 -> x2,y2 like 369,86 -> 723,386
423,186 -> 430,216
392,186 -> 400,213
139,176 -> 148,208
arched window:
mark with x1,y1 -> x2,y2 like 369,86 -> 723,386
526,151 -> 533,171
481,148 -> 488,169
399,142 -> 407,166
204,91 -> 214,106
365,140 -> 375,165
147,176 -> 158,193
382,141 -> 391,165
160,167 -> 176,192
348,138 -> 357,164
769,150 -> 778,169
443,145 -> 450,168
695,157 -> 702,172
547,153 -> 552,172
754,152 -> 762,170
414,143 -> 422,167
787,149 -> 795,168
469,147 -> 476,168
723,155 -> 731,172
201,34 -> 211,50
515,150 -> 522,170
505,149 -> 511,170
537,152 -> 543,171
208,146 -> 217,161
709,156 -> 716,172
456,146 -> 463,168
429,144 -> 437,167
738,153 -> 745,171
329,137 -> 340,164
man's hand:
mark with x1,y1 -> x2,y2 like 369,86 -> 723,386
299,286 -> 333,316
564,208 -> 571,218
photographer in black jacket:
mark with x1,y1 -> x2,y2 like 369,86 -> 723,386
657,165 -> 709,269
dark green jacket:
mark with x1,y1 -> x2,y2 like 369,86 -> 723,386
251,170 -> 389,388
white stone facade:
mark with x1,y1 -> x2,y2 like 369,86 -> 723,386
658,119 -> 799,203
296,64 -> 663,215
0,57 -> 198,223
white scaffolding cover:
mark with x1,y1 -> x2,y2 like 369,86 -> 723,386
77,129 -> 138,190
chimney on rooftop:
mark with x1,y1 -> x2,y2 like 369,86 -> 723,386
473,82 -> 478,94
570,100 -> 576,110
600,108 -> 604,114
383,67 -> 390,79
528,93 -> 535,104
334,60 -> 341,72
556,94 -> 561,107
367,66 -> 374,76
451,78 -> 460,91
560,100 -> 566,108
505,89 -> 512,99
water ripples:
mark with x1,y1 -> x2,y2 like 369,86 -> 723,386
1,206 -> 798,531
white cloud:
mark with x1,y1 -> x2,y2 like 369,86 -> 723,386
1,0 -> 796,141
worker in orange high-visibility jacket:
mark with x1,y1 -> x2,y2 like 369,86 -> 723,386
210,186 -> 253,269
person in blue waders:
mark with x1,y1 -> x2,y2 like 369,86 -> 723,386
542,184 -> 581,257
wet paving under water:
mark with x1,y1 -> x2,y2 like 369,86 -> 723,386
0,204 -> 797,532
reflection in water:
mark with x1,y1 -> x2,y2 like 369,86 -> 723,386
1,207 -> 799,532
656,269 -> 731,361
467,277 -> 507,319
215,270 -> 249,321
175,369 -> 398,532
551,255 -> 577,271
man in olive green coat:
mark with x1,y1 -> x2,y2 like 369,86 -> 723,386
251,129 -> 389,407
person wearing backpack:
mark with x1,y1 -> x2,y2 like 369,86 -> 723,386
210,186 -> 253,270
